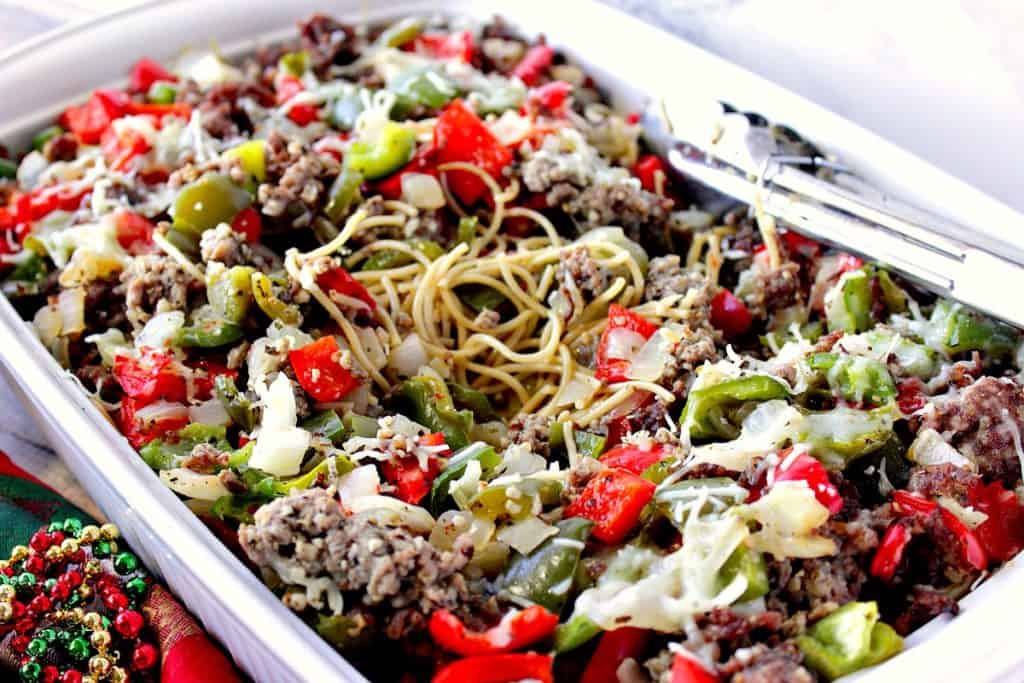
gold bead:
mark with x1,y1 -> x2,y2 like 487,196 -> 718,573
0,602 -> 12,622
10,545 -> 28,562
106,540 -> 118,555
99,523 -> 119,540
83,611 -> 104,630
51,609 -> 66,622
90,629 -> 111,649
109,667 -> 128,683
45,546 -> 63,562
89,655 -> 111,676
79,525 -> 101,544
78,585 -> 94,600
0,585 -> 15,601
0,560 -> 9,571
69,607 -> 85,623
84,559 -> 103,577
82,677 -> 97,683
60,538 -> 80,555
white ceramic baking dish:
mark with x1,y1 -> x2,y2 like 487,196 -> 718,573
2,2 -> 1023,681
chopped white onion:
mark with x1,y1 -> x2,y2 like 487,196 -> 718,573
496,517 -> 559,555
85,329 -> 130,367
488,110 -> 534,147
135,311 -> 186,349
389,333 -> 429,378
346,495 -> 435,534
33,304 -> 62,347
134,400 -> 190,424
336,465 -> 381,505
159,468 -> 230,501
189,398 -> 231,427
57,287 -> 86,337
627,326 -> 681,382
16,151 -> 48,189
401,173 -> 446,210
603,327 -> 647,366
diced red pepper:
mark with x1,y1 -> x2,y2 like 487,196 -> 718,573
128,58 -> 177,94
767,449 -> 843,515
101,125 -> 151,172
513,45 -> 555,87
870,523 -> 910,581
670,654 -> 718,683
625,112 -> 641,125
411,31 -> 475,63
382,454 -> 443,505
594,304 -> 659,384
60,90 -> 130,145
113,348 -> 187,404
604,416 -> 631,450
429,606 -> 557,658
780,231 -> 822,259
528,81 -> 572,113
835,253 -> 865,275
276,75 -> 319,126
434,99 -> 513,206
119,396 -> 190,449
288,336 -> 361,403
125,101 -> 192,120
565,468 -> 655,544
632,154 -> 666,193
113,210 -> 155,255
969,481 -> 1024,562
600,443 -> 667,475
709,289 -> 752,338
896,378 -> 927,415
432,653 -> 553,683
230,206 -> 262,243
374,144 -> 440,200
317,266 -> 378,312
939,507 -> 989,571
891,489 -> 938,515
21,184 -> 91,222
580,627 -> 649,683
189,360 -> 238,402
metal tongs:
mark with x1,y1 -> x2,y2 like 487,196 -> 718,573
641,98 -> 1024,328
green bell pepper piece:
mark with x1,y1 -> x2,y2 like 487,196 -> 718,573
429,443 -> 502,515
345,122 -> 415,180
808,353 -> 896,406
325,166 -> 364,223
459,285 -> 508,313
164,227 -> 200,256
214,375 -> 256,432
227,442 -> 254,469
554,614 -> 602,653
797,601 -> 902,681
275,455 -> 355,495
680,375 -> 790,440
798,403 -> 899,469
472,82 -> 528,115
931,299 -> 1019,357
391,68 -> 457,112
498,517 -> 593,613
400,375 -> 473,450
207,265 -> 255,324
457,216 -> 479,245
469,476 -> 563,522
360,239 -> 443,271
0,158 -> 16,179
876,270 -> 907,313
251,271 -> 302,324
223,140 -> 267,183
278,50 -> 310,77
315,613 -> 372,651
172,174 -> 251,236
859,329 -> 937,379
139,424 -> 229,471
32,125 -> 64,152
825,266 -> 873,333
377,17 -> 424,48
549,423 -> 607,459
343,413 -> 379,438
449,382 -> 497,421
2,252 -> 48,291
147,81 -> 177,104
301,410 -> 347,445
716,545 -> 769,603
174,318 -> 244,348
641,459 -> 677,485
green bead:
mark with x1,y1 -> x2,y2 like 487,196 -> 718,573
48,521 -> 63,533
67,636 -> 91,660
56,629 -> 74,645
113,552 -> 139,575
0,574 -> 9,586
38,628 -> 57,643
16,573 -> 35,588
101,616 -> 111,629
92,540 -> 112,558
43,578 -> 57,592
26,638 -> 47,657
62,518 -> 83,535
18,661 -> 41,682
66,592 -> 81,606
125,577 -> 148,598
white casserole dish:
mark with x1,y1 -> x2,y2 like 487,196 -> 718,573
1,1 -> 1023,681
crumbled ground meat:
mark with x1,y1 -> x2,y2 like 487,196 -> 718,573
177,79 -> 275,139
918,376 -> 1024,485
239,488 -> 472,638
644,255 -> 706,303
549,246 -> 608,322
741,261 -> 802,319
506,413 -> 554,459
480,37 -> 526,73
118,254 -> 202,329
258,132 -> 340,229
298,14 -> 359,77
182,443 -> 229,474
723,643 -> 813,683
520,157 -> 588,207
198,223 -> 279,270
567,181 -> 674,244
907,463 -> 982,506
889,585 -> 959,635
560,456 -> 605,507
609,398 -> 672,437
83,275 -> 127,331
659,323 -> 720,397
899,507 -> 981,588
42,132 -> 78,162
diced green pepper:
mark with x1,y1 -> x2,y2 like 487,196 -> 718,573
251,271 -> 302,324
345,122 -> 415,180
549,423 -> 606,459
680,375 -> 790,440
164,227 -> 200,256
301,410 -> 347,445
147,81 -> 177,104
278,51 -> 310,78
172,174 -> 251,236
859,329 -> 937,379
391,68 -> 457,112
214,375 -> 256,432
469,476 -> 563,522
641,459 -> 677,485
797,601 -> 902,681
459,285 -> 507,313
716,545 -> 769,603
377,17 -> 424,48
825,266 -> 873,333
429,443 -> 502,515
227,442 -> 254,469
798,403 -> 899,469
457,216 -> 479,245
554,614 -> 602,653
207,265 -> 255,323
449,382 -> 497,421
274,455 -> 354,495
2,252 -> 48,295
808,353 -> 896,406
360,239 -> 443,271
174,318 -> 244,348
498,517 -> 593,613
400,375 -> 473,450
343,413 -> 379,438
876,270 -> 907,313
472,82 -> 528,115
223,140 -> 267,183
32,125 -> 64,152
325,166 -> 364,224
931,299 -> 1019,357
0,158 -> 16,179
139,424 -> 229,471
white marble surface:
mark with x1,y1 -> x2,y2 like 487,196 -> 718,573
1,0 -> 1022,513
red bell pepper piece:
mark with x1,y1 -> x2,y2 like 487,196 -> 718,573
671,654 -> 718,683
780,231 -> 821,259
939,507 -> 988,571
317,266 -> 378,312
288,336 -> 361,403
125,101 -> 193,120
374,144 -> 440,200
113,348 -> 188,404
101,125 -> 151,172
113,210 -> 156,255
565,468 -> 655,544
604,416 -> 631,450
432,653 -> 553,683
513,45 -> 555,87
896,378 -> 927,415
767,449 -> 843,515
412,31 -> 475,63
429,606 -> 558,658
580,627 -> 649,683
119,396 -> 190,449
230,206 -> 262,243
60,90 -> 130,145
969,481 -> 1024,562
632,154 -> 666,193
600,443 -> 667,475
434,100 -> 513,206
189,360 -> 239,402
870,523 -> 910,581
382,452 -> 443,504
594,304 -> 659,384
128,58 -> 177,94
709,289 -> 752,338
891,489 -> 938,515
528,81 -> 572,113
835,253 -> 865,275
276,76 -> 319,126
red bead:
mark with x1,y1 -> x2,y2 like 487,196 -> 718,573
24,555 -> 45,575
49,582 -> 70,601
29,532 -> 51,553
10,601 -> 26,619
11,635 -> 29,653
115,610 -> 144,638
61,570 -> 82,588
14,617 -> 36,634
41,665 -> 59,683
60,671 -> 82,683
48,531 -> 65,546
69,549 -> 85,564
132,642 -> 158,670
103,591 -> 129,611
29,594 -> 51,614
